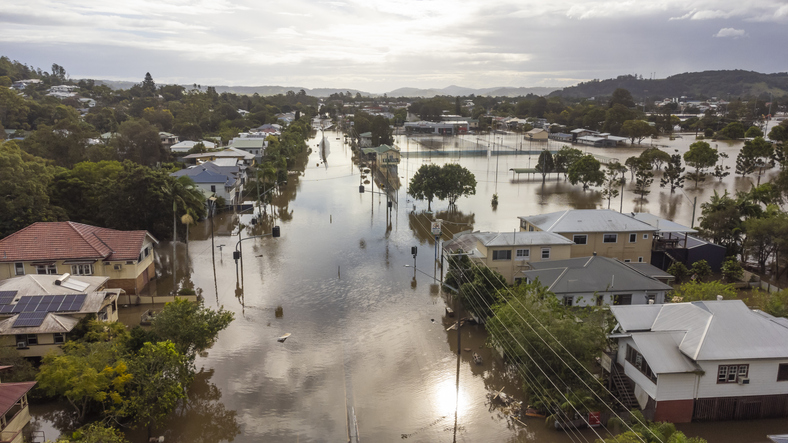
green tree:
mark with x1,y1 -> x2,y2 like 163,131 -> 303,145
736,137 -> 773,185
370,115 -> 393,146
112,119 -> 166,166
487,282 -> 607,411
667,262 -> 689,283
408,163 -> 442,210
436,163 -> 476,206
745,126 -> 763,138
444,254 -> 507,319
568,154 -> 605,190
141,72 -> 156,98
535,149 -> 555,183
712,151 -> 731,182
750,289 -> 788,318
36,341 -> 131,421
699,191 -> 742,256
690,259 -> 713,281
151,298 -> 234,361
639,147 -> 671,170
553,146 -> 583,179
622,120 -> 653,144
742,207 -> 788,274
608,88 -> 635,108
632,159 -> 654,207
670,280 -> 736,303
603,103 -> 635,135
60,423 -> 130,443
718,121 -> 745,139
660,151 -> 685,192
0,86 -> 31,129
721,257 -> 744,283
768,122 -> 788,142
120,341 -> 189,434
0,141 -> 67,237
683,141 -> 718,186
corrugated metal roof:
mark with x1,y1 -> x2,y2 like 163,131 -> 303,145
613,300 -> 788,361
474,231 -> 574,247
632,213 -> 697,233
0,275 -> 108,297
626,263 -> 674,281
523,256 -> 673,294
611,305 -> 662,331
519,209 -> 658,233
631,331 -> 702,374
0,381 -> 36,416
0,313 -> 79,334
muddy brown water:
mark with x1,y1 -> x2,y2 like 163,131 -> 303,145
29,129 -> 787,442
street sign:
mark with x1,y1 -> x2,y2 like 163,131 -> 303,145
431,221 -> 441,236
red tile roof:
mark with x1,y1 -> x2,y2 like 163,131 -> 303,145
0,222 -> 157,263
0,381 -> 36,416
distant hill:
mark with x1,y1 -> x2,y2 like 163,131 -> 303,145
93,80 -> 371,97
549,70 -> 788,100
386,85 -> 558,98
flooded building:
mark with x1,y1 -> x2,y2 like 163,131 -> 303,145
608,300 -> 788,423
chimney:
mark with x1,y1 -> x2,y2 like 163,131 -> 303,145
648,299 -> 654,304
593,251 -> 597,256
716,295 -> 723,301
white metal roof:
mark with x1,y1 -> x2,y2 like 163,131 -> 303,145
612,300 -> 788,362
523,256 -> 673,294
474,231 -> 574,247
519,209 -> 658,233
632,213 -> 697,234
630,331 -> 702,374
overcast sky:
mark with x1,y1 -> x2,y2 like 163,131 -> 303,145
2,0 -> 787,93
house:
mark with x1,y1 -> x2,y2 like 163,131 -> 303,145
633,213 -> 726,272
229,137 -> 267,162
0,222 -> 157,295
0,274 -> 120,357
607,300 -> 788,423
183,147 -> 256,166
522,256 -> 672,306
0,367 -> 36,443
443,231 -> 574,284
360,145 -> 401,167
525,128 -> 548,142
170,161 -> 246,207
169,140 -> 217,154
358,132 -> 373,148
159,132 -> 179,150
519,209 -> 658,264
10,79 -> 42,91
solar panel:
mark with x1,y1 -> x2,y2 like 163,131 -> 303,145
11,296 -> 34,313
13,311 -> 48,328
65,294 -> 87,312
46,295 -> 67,312
0,291 -> 17,305
0,305 -> 15,314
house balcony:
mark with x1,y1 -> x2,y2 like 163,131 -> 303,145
1,403 -> 31,443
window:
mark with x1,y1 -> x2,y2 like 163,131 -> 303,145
26,334 -> 38,346
624,259 -> 631,263
71,264 -> 93,275
541,248 -> 551,259
515,249 -> 530,260
603,234 -> 618,243
638,257 -> 644,263
53,333 -> 65,344
647,294 -> 656,304
492,250 -> 511,261
629,233 -> 637,243
626,345 -> 657,383
36,264 -> 57,275
614,294 -> 632,305
529,225 -> 535,232
596,295 -> 604,306
778,364 -> 788,381
573,235 -> 588,245
563,296 -> 573,307
717,364 -> 748,383
514,277 -> 523,285
210,185 -> 216,192
14,262 -> 25,275
643,234 -> 649,240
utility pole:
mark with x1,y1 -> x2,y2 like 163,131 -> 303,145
172,200 -> 177,295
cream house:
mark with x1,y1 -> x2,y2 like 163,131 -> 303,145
0,274 -> 120,358
0,368 -> 35,443
0,222 -> 158,295
443,231 -> 574,284
518,209 -> 658,264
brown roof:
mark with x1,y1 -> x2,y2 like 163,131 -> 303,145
0,381 -> 36,415
0,222 -> 157,263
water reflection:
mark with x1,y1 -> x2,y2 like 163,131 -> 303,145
126,369 -> 241,443
409,210 -> 476,245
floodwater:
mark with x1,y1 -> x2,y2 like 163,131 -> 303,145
30,128 -> 788,443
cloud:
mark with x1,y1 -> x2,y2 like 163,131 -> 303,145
714,27 -> 746,38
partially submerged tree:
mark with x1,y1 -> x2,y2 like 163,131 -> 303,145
660,150 -> 685,192
535,149 -> 555,183
568,154 -> 605,190
622,120 -> 653,144
684,141 -> 719,187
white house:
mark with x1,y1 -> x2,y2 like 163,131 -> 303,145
607,300 -> 788,423
170,161 -> 246,206
522,256 -> 672,307
169,140 -> 217,154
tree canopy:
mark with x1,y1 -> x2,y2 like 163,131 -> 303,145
408,163 -> 476,209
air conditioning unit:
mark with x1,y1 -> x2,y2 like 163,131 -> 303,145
738,377 -> 750,385
17,342 -> 26,349
113,264 -> 122,270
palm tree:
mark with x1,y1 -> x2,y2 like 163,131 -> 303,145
162,176 -> 205,294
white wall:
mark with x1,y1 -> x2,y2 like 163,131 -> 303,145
563,290 -> 666,307
617,337 -> 658,399
695,359 -> 788,398
656,373 -> 698,401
